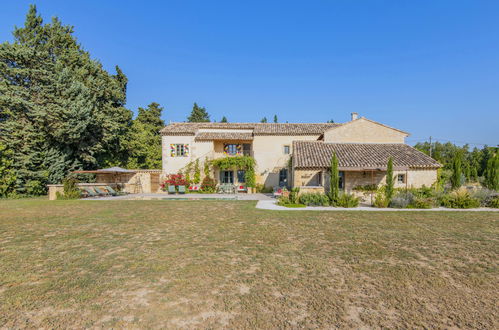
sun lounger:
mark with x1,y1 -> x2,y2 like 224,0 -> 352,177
104,186 -> 118,196
82,187 -> 98,197
93,187 -> 109,196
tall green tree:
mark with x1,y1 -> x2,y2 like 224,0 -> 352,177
273,114 -> 278,123
385,157 -> 394,200
483,151 -> 498,190
451,152 -> 462,189
0,142 -> 17,197
0,5 -> 132,194
329,152 -> 339,204
220,116 -> 228,123
126,103 -> 165,169
187,103 -> 210,122
260,117 -> 267,123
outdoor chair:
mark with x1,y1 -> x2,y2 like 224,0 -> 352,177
82,187 -> 98,198
93,187 -> 109,196
178,185 -> 186,194
104,186 -> 118,196
168,185 -> 176,194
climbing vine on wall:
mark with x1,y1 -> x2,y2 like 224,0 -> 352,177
211,156 -> 256,187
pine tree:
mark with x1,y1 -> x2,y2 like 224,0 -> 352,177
187,103 -> 210,122
0,5 -> 133,194
385,157 -> 394,200
451,152 -> 462,189
273,115 -> 278,123
327,119 -> 335,123
329,152 -> 339,205
221,116 -> 228,123
260,117 -> 267,123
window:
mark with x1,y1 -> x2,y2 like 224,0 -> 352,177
170,144 -> 189,157
237,170 -> 246,183
339,171 -> 345,189
397,174 -> 406,184
224,144 -> 241,155
279,168 -> 288,186
283,145 -> 290,154
243,144 -> 251,156
220,170 -> 234,184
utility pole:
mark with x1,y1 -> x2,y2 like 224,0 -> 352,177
429,136 -> 432,158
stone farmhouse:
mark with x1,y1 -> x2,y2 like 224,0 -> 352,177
160,113 -> 440,193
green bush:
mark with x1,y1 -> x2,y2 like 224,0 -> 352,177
487,196 -> 499,208
408,197 -> 434,209
289,187 -> 300,204
56,177 -> 81,200
25,180 -> 46,196
373,190 -> 389,208
277,195 -> 290,206
336,192 -> 359,208
390,191 -> 415,208
471,188 -> 498,207
299,193 -> 330,206
440,188 -> 481,209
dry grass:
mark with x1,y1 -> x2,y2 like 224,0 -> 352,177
0,199 -> 497,328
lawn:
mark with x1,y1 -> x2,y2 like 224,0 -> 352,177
0,199 -> 497,328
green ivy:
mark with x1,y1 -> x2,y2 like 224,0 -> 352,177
211,156 -> 256,187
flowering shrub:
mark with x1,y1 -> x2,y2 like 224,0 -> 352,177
163,173 -> 188,188
200,176 -> 216,193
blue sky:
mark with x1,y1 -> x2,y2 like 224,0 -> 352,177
1,1 -> 498,146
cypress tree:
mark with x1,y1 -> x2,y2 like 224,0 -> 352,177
329,152 -> 339,205
260,117 -> 267,123
187,103 -> 210,122
221,116 -> 228,123
193,159 -> 201,184
484,151 -> 498,190
385,157 -> 394,200
451,152 -> 462,189
126,103 -> 165,169
273,115 -> 278,123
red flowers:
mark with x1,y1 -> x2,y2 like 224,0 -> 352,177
164,173 -> 188,187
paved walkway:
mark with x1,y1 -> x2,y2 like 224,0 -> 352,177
256,200 -> 499,211
85,193 -> 273,201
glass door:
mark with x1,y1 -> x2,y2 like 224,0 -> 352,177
220,170 -> 234,184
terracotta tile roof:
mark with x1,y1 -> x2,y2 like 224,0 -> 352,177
293,141 -> 441,169
160,122 -> 256,135
160,122 -> 341,136
195,132 -> 254,141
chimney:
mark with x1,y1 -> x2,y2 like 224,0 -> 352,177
351,112 -> 358,121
